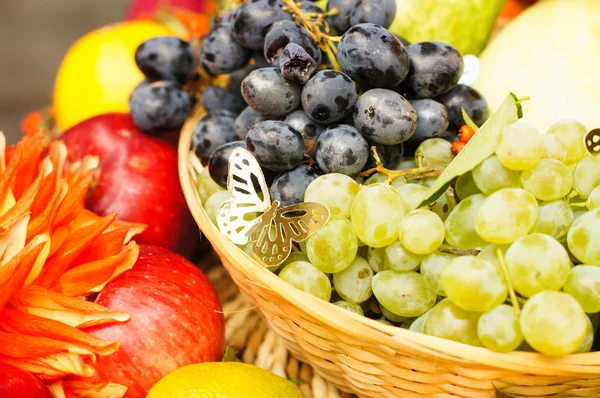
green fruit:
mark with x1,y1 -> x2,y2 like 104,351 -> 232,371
388,0 -> 505,55
475,0 -> 600,132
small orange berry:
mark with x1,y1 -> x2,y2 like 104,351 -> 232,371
451,140 -> 466,155
458,125 -> 476,143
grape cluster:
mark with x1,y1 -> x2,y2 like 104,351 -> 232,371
194,1 -> 600,357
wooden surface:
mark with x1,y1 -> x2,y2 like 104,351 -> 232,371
0,0 -> 129,144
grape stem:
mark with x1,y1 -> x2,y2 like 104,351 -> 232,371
437,247 -> 480,256
360,146 -> 442,184
497,248 -> 521,316
281,0 -> 342,71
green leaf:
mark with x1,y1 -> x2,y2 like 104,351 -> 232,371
222,346 -> 241,362
418,93 -> 524,208
461,107 -> 480,131
289,377 -> 307,386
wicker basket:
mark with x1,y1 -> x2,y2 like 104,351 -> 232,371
178,106 -> 600,398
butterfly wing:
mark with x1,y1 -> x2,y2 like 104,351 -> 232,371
216,148 -> 271,245
585,128 -> 600,160
251,201 -> 330,267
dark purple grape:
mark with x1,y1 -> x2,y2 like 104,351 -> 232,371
437,84 -> 489,131
241,68 -> 301,116
353,88 -> 416,145
135,36 -> 196,84
398,42 -> 464,99
246,121 -> 305,171
202,86 -> 246,114
284,110 -> 325,155
193,110 -> 238,159
315,124 -> 369,176
301,69 -> 357,125
407,99 -> 449,145
393,33 -> 411,47
300,1 -> 324,14
326,0 -> 357,34
208,141 -> 247,187
235,106 -> 270,139
251,51 -> 271,68
129,79 -> 151,104
211,9 -> 234,30
264,21 -> 321,64
363,143 -> 404,170
270,164 -> 319,206
231,0 -> 292,50
129,81 -> 192,133
350,0 -> 396,29
279,43 -> 319,84
227,63 -> 259,93
440,129 -> 458,144
200,26 -> 251,75
337,24 -> 409,89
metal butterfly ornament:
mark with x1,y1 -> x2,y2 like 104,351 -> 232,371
216,148 -> 330,267
584,128 -> 600,159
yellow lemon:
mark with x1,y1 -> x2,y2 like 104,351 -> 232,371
147,362 -> 304,398
53,20 -> 176,131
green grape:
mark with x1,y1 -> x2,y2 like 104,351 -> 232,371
431,192 -> 452,221
575,315 -> 594,354
532,200 -> 574,239
384,240 -> 423,272
421,252 -> 456,296
205,190 -> 232,225
520,291 -> 587,356
563,265 -> 600,313
333,256 -> 374,304
496,120 -> 544,171
546,119 -> 587,165
394,183 -> 428,212
306,218 -> 358,273
398,210 -> 445,255
505,233 -> 571,298
393,157 -> 417,170
414,177 -> 437,188
279,261 -> 332,301
376,318 -> 393,326
424,299 -> 482,346
197,167 -> 225,203
455,171 -> 482,200
371,271 -> 436,317
333,300 -> 364,316
281,251 -> 309,268
520,159 -> 573,201
380,305 -> 407,323
568,208 -> 600,264
390,176 -> 406,191
415,138 -> 454,168
472,155 -> 521,195
541,133 -> 567,162
351,184 -> 407,248
475,188 -> 539,244
408,309 -> 432,333
587,186 -> 600,210
590,312 -> 600,334
445,193 -> 487,249
477,304 -> 523,353
573,154 -> 600,199
367,246 -> 387,273
364,173 -> 388,185
440,256 -> 507,312
304,173 -> 361,218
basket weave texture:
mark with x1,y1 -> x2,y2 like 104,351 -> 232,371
179,107 -> 600,398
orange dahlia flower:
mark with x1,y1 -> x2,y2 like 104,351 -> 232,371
0,130 -> 145,397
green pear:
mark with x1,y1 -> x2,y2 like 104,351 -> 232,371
387,0 -> 505,55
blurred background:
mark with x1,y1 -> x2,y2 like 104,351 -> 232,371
0,0 -> 129,144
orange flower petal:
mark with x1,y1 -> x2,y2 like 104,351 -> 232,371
52,242 -> 139,297
0,352 -> 94,379
64,379 -> 128,398
11,287 -> 129,329
27,179 -> 69,241
36,213 -> 118,288
0,331 -> 94,358
0,233 -> 48,310
54,157 -> 99,227
11,134 -> 48,200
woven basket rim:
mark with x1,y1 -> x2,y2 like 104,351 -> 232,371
177,104 -> 600,375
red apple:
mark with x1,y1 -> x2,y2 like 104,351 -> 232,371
60,113 -> 198,258
88,245 -> 225,397
0,363 -> 51,398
